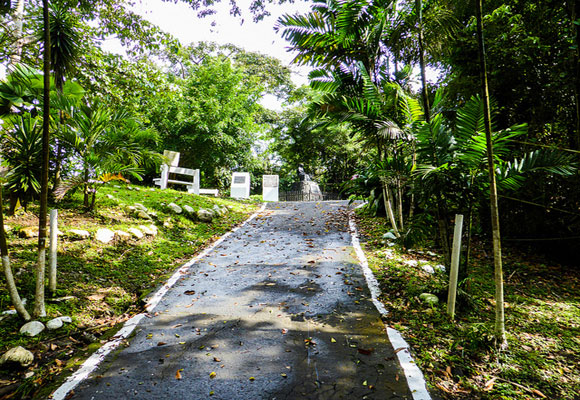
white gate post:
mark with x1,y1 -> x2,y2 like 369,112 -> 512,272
49,209 -> 58,292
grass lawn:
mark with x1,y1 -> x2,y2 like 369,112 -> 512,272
0,183 -> 260,399
355,214 -> 580,400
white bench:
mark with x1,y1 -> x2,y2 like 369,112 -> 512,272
153,150 -> 218,196
154,165 -> 200,194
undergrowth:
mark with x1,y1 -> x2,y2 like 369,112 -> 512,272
356,214 -> 580,400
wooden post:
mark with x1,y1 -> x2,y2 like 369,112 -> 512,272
447,214 -> 464,319
48,209 -> 58,292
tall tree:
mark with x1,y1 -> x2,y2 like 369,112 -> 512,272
475,0 -> 505,346
33,0 -> 50,318
0,166 -> 31,321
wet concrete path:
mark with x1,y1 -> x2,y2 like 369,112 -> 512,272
68,201 -> 413,399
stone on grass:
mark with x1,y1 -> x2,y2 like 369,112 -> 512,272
422,265 -> 435,274
46,316 -> 72,330
19,227 -> 38,238
404,259 -> 418,267
183,205 -> 195,214
128,228 -> 144,239
168,202 -> 182,214
419,293 -> 439,306
4,225 -> 12,233
136,210 -> 152,220
197,209 -> 213,223
115,230 -> 131,239
134,203 -> 148,213
46,318 -> 63,330
68,229 -> 90,239
139,225 -> 157,236
106,194 -> 116,200
212,205 -> 225,217
20,321 -> 45,337
434,264 -> 446,273
382,231 -> 398,240
0,346 -> 34,368
95,228 -> 115,244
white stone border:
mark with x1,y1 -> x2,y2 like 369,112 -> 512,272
50,203 -> 267,400
348,214 -> 432,400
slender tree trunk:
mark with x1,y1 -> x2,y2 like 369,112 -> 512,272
397,178 -> 404,230
476,0 -> 506,346
9,0 -> 25,66
416,0 -> 430,122
0,184 -> 31,321
34,0 -> 51,318
574,3 -> 580,148
382,181 -> 400,237
83,167 -> 89,208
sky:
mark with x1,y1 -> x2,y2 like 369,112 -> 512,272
105,0 -> 313,86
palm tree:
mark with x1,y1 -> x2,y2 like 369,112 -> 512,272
54,103 -> 162,210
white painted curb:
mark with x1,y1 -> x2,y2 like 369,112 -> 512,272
50,203 -> 268,400
348,214 -> 432,400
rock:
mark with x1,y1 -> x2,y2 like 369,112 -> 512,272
422,265 -> 435,274
183,205 -> 195,214
19,226 -> 38,238
135,210 -> 152,220
419,293 -> 439,306
139,225 -> 157,236
382,231 -> 398,240
168,202 -> 182,214
197,209 -> 213,223
20,321 -> 45,337
426,251 -> 437,257
46,316 -> 72,330
0,346 -> 34,368
46,318 -> 63,330
128,228 -> 143,239
212,205 -> 224,217
404,260 -> 418,267
95,228 -> 115,244
68,229 -> 90,239
106,194 -> 116,200
434,264 -> 446,273
134,203 -> 148,213
3,225 -> 12,233
115,230 -> 131,239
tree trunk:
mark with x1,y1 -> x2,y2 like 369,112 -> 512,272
33,0 -> 51,318
476,0 -> 506,346
9,0 -> 25,66
382,181 -> 400,237
0,185 -> 31,321
568,1 -> 580,148
397,178 -> 404,230
416,0 -> 430,123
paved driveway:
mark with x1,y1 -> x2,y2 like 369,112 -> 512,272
67,201 -> 414,399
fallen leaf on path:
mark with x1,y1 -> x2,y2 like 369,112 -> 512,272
184,290 -> 196,295
484,378 -> 496,391
249,377 -> 255,381
157,342 -> 167,346
175,369 -> 183,380
394,347 -> 407,354
209,372 -> 216,379
330,338 -> 336,343
357,348 -> 374,355
281,329 -> 288,334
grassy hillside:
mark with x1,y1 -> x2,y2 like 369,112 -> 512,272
0,184 -> 260,399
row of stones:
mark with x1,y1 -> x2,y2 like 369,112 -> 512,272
0,317 -> 73,369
